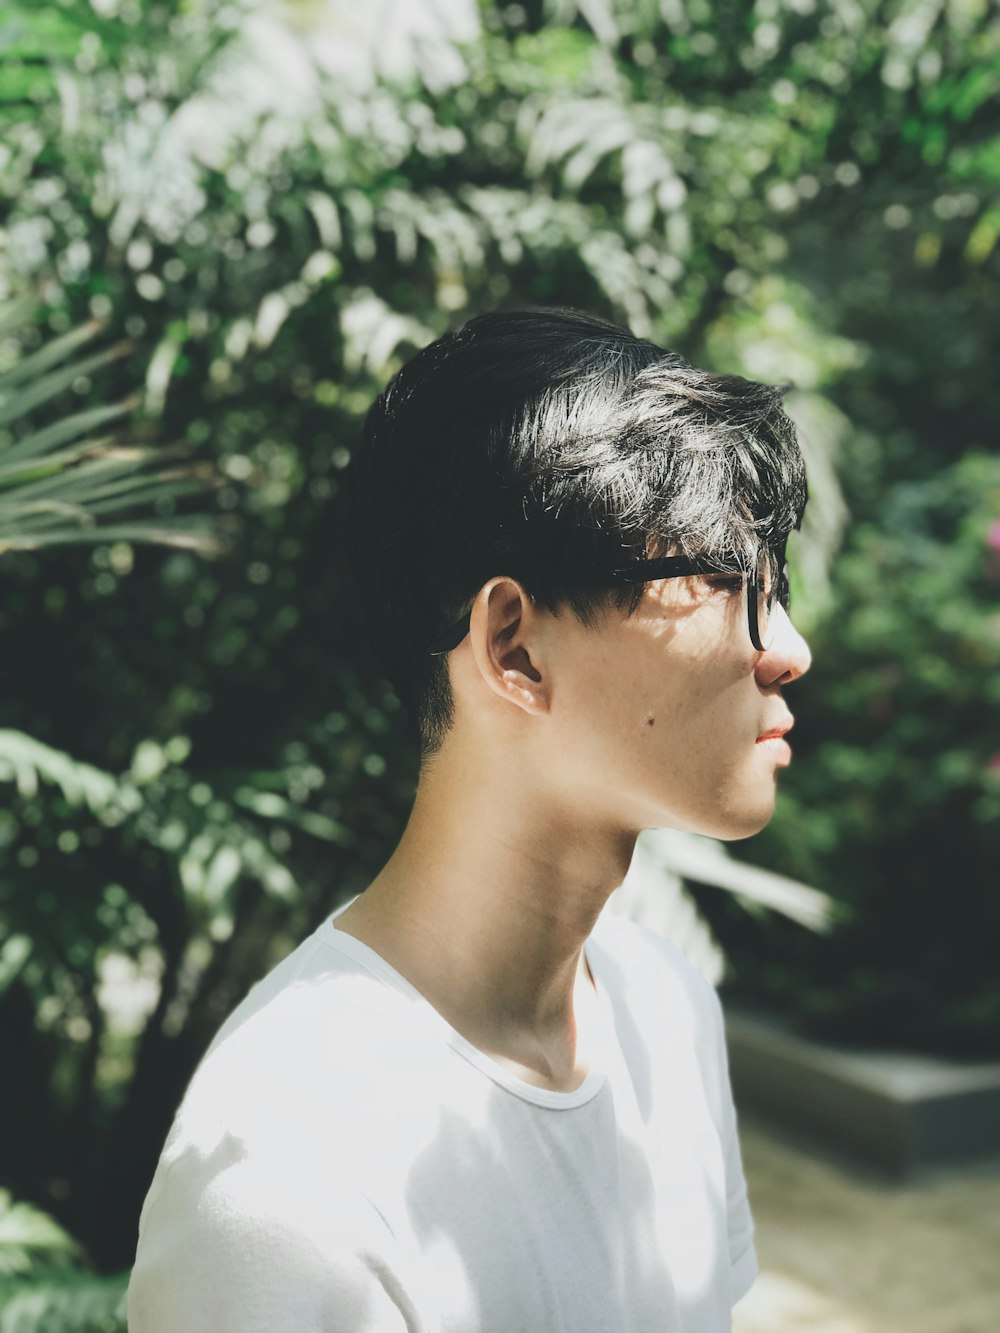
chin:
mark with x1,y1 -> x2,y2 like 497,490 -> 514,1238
637,778 -> 776,842
696,798 -> 775,843
642,808 -> 773,842
723,810 -> 774,841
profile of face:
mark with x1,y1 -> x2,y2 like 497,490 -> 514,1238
456,567 -> 812,843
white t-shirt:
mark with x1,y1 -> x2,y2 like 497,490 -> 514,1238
127,898 -> 758,1332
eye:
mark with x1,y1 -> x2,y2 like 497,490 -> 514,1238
704,574 -> 745,595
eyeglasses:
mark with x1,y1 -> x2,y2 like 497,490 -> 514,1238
427,550 -> 790,656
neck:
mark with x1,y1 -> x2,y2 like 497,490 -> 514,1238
333,750 -> 638,1078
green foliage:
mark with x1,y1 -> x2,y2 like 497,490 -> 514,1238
0,1270 -> 126,1333
0,1190 -> 82,1278
0,297 -> 228,557
0,1191 -> 126,1333
0,0 -> 997,1278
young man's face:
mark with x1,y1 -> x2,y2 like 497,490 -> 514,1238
541,569 -> 812,841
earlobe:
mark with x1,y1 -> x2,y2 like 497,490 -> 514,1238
468,578 -> 548,716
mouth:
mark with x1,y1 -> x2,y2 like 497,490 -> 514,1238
756,716 -> 794,742
756,717 -> 794,766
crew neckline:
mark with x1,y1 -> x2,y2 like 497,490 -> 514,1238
321,902 -> 612,1110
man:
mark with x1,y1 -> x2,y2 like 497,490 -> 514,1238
128,307 -> 811,1331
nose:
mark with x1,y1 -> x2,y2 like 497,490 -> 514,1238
757,604 -> 812,686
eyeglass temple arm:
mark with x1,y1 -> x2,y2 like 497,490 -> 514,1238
427,555 -> 747,654
599,554 -> 742,584
428,613 -> 472,656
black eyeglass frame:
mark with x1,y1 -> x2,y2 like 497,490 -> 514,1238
427,553 -> 790,656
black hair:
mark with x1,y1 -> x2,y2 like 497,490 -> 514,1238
342,306 -> 807,759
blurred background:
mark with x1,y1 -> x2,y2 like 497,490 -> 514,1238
0,0 -> 998,1328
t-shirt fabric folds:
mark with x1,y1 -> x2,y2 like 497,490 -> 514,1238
127,898 -> 758,1332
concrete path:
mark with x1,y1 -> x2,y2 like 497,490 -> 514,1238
732,1108 -> 1000,1333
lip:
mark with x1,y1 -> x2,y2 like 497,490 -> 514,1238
756,716 -> 794,742
757,735 -> 792,766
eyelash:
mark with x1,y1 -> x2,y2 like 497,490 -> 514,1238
706,576 -> 745,594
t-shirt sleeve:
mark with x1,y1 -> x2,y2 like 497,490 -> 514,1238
127,1151 -> 424,1333
706,984 -> 760,1308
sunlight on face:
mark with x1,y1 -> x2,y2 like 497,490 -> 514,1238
542,569 -> 810,842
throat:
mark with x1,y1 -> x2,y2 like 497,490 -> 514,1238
472,961 -> 604,1093
331,894 -> 606,1092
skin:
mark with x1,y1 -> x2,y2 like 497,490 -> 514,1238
333,567 -> 812,1092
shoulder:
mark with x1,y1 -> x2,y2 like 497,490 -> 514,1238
152,931 -> 446,1192
132,938 -> 441,1324
128,1146 -> 416,1331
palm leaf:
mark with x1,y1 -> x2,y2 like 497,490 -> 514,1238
0,298 -> 230,557
0,318 -> 113,394
0,729 -> 128,813
611,829 -> 840,986
642,829 -> 840,933
0,341 -> 133,428
0,399 -> 140,465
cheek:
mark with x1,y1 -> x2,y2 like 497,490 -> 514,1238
554,608 -> 754,759
632,660 -> 753,758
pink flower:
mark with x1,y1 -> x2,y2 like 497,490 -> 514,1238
988,520 -> 1000,553
988,753 -> 1000,775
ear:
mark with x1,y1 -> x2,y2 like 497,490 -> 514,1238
465,576 -> 549,717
